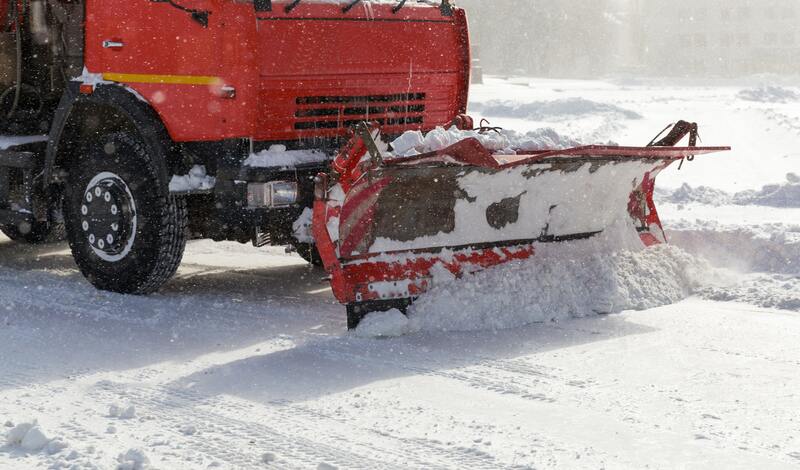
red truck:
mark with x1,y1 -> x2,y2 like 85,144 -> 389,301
0,0 -> 468,293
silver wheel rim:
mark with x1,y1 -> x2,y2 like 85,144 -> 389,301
81,171 -> 137,262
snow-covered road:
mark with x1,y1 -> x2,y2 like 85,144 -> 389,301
1,77 -> 799,469
1,242 -> 798,469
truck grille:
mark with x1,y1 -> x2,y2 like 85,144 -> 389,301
294,93 -> 426,131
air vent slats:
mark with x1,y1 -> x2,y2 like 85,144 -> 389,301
294,92 -> 426,131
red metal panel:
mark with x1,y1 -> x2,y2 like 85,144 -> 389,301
85,0 -> 226,141
84,0 -> 469,143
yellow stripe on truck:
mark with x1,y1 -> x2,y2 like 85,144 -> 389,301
102,73 -> 222,86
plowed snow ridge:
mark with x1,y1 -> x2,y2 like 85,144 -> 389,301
358,243 -> 713,336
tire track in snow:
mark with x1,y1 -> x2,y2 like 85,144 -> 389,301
64,366 -> 508,469
84,380 -> 419,469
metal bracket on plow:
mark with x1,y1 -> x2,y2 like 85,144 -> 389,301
353,122 -> 384,167
647,120 -> 700,170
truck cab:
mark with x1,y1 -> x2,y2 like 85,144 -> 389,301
0,0 -> 470,294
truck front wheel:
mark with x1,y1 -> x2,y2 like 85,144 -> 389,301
63,132 -> 187,294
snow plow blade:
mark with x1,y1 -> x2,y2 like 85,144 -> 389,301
313,122 -> 729,328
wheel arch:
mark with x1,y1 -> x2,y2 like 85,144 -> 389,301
44,83 -> 180,194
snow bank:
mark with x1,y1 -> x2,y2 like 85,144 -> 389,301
405,243 -> 709,333
733,173 -> 800,207
470,97 -> 642,121
666,222 -> 800,276
698,274 -> 800,312
656,184 -> 733,206
244,144 -> 329,169
737,86 -> 800,103
353,240 -> 711,337
657,173 -> 800,208
169,165 -> 216,192
389,125 -> 579,157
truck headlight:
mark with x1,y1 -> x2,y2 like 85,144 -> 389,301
247,181 -> 298,208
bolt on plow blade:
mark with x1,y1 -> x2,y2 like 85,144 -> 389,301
313,124 -> 729,328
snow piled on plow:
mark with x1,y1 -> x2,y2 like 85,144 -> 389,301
356,242 -> 712,336
389,125 -> 579,157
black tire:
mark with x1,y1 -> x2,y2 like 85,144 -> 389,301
63,132 -> 187,294
294,242 -> 323,266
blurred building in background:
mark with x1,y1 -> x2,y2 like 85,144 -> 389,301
457,0 -> 799,78
634,0 -> 799,76
457,0 -> 619,78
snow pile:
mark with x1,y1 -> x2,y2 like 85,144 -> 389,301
666,221 -> 800,276
470,97 -> 642,121
389,126 -> 579,157
737,86 -> 800,103
656,183 -> 733,206
117,448 -> 149,470
733,173 -> 800,207
169,165 -> 216,192
354,309 -> 410,338
698,274 -> 800,312
356,243 -> 712,336
407,244 -> 709,333
109,404 -> 136,419
5,421 -> 67,454
244,144 -> 329,169
658,174 -> 800,208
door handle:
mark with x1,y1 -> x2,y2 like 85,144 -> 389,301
102,40 -> 124,49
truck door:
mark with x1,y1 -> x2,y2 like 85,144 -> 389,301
84,0 -> 226,141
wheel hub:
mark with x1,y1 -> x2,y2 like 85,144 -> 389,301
81,172 -> 137,262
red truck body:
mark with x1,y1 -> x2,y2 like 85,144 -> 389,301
84,1 -> 470,142
0,0 -> 472,303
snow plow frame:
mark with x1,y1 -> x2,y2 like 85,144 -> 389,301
313,122 -> 730,328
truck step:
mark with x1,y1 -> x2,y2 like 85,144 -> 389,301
0,150 -> 38,169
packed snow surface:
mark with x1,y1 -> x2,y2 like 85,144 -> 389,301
1,76 -> 800,469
